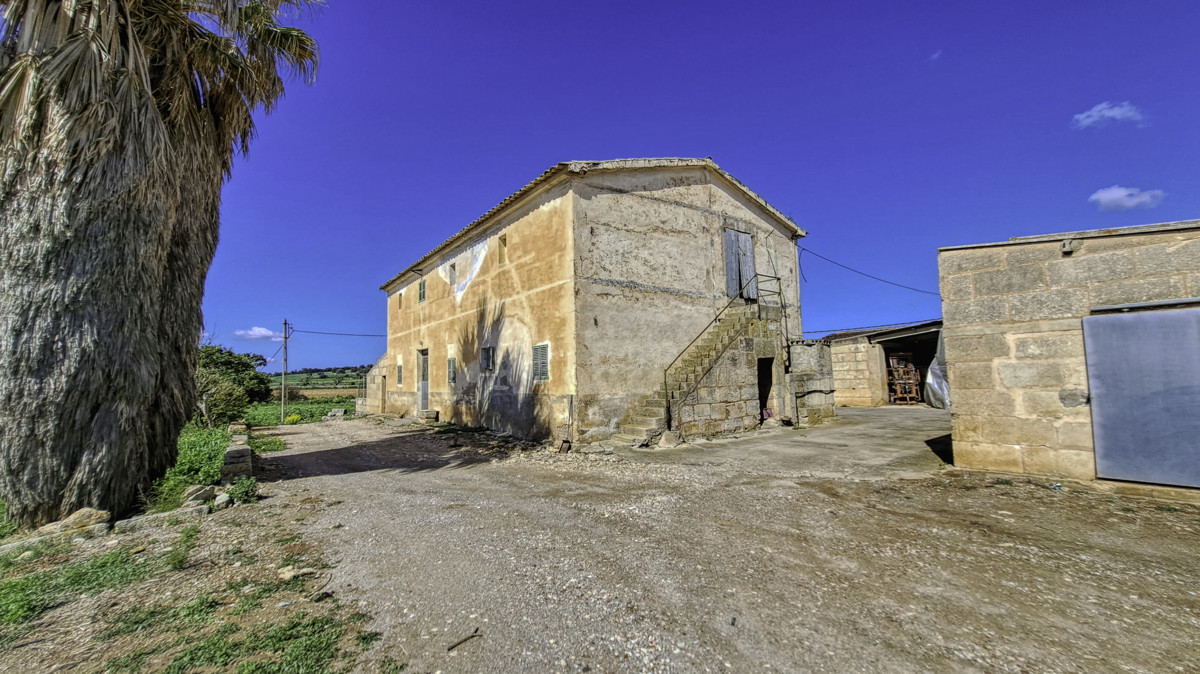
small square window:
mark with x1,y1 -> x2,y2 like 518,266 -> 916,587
532,343 -> 549,381
449,263 -> 456,286
396,364 -> 403,385
481,346 -> 495,372
418,279 -> 426,303
447,357 -> 457,386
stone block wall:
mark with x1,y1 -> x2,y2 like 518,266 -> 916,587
830,337 -> 888,406
789,341 -> 836,424
938,221 -> 1200,481
675,315 -> 788,438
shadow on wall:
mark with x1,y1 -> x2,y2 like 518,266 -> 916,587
454,297 -> 551,440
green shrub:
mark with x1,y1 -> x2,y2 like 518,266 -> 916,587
227,477 -> 259,504
149,426 -> 230,513
284,414 -> 302,425
164,526 -> 201,571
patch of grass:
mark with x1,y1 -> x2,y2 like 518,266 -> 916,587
248,434 -> 287,454
150,426 -> 230,512
1120,506 -> 1137,513
355,630 -> 382,649
244,397 -> 357,428
164,623 -> 244,673
243,612 -> 346,674
0,540 -> 71,576
228,477 -> 260,504
0,500 -> 17,542
106,645 -> 167,673
98,605 -> 174,640
991,478 -> 1014,486
1155,505 -> 1182,513
380,656 -> 408,673
164,525 -> 201,571
273,535 -> 300,546
0,549 -> 149,625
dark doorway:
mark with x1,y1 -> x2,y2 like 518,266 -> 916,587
757,357 -> 774,418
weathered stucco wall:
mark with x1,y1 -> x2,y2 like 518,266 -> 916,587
830,338 -> 888,406
938,221 -> 1200,481
381,184 -> 577,440
569,166 -> 803,441
789,340 -> 837,424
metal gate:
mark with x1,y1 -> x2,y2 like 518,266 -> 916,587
418,350 -> 429,411
1084,303 -> 1200,488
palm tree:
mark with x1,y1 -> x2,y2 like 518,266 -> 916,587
0,1 -> 318,528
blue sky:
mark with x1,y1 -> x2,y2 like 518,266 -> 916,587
207,0 -> 1200,370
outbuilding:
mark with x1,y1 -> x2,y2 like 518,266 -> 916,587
938,219 -> 1200,488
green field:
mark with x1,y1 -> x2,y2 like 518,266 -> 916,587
264,365 -> 369,390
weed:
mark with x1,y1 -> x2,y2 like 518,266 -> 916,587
355,630 -> 382,649
0,624 -> 32,652
0,573 -> 58,624
991,478 -> 1014,486
228,477 -> 260,504
176,593 -> 219,624
0,501 -> 17,542
284,414 -> 302,425
165,525 -> 201,571
1155,505 -> 1182,513
331,523 -> 344,530
380,656 -> 408,673
1121,506 -> 1136,513
150,426 -> 230,512
248,434 -> 287,454
347,611 -> 371,623
60,550 -> 150,592
273,535 -> 300,546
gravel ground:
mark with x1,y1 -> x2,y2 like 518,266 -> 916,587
256,410 -> 1200,674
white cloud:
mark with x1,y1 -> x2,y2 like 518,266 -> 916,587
235,326 -> 284,342
1072,101 -> 1144,129
1088,185 -> 1165,211
928,49 -> 942,62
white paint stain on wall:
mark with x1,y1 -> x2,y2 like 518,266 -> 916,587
436,240 -> 490,303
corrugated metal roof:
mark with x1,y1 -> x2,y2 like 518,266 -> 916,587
379,158 -> 805,290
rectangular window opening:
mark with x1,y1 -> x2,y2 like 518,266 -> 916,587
448,263 -> 456,286
498,234 -> 508,264
418,279 -> 426,303
481,346 -> 495,372
396,364 -> 403,386
447,357 -> 457,386
532,343 -> 549,381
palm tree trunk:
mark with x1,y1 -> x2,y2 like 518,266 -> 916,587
0,105 -> 180,528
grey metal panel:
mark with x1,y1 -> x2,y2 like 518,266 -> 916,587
1084,306 -> 1200,488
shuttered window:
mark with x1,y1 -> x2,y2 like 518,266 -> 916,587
532,343 -> 549,381
418,279 -> 426,303
481,346 -> 495,372
396,364 -> 403,385
447,357 -> 457,385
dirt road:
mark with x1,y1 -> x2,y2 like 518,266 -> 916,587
256,410 -> 1200,673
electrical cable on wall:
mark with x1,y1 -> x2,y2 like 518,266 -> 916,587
798,246 -> 941,297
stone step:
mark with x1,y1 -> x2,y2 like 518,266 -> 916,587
630,415 -> 665,429
636,406 -> 666,420
612,433 -> 650,446
619,424 -> 658,438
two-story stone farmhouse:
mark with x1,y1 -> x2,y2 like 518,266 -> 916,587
363,158 -> 834,445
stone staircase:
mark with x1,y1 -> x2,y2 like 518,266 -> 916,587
612,304 -> 759,446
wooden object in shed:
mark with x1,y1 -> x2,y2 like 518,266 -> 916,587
887,352 -> 923,405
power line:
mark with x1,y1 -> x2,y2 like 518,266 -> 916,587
798,246 -> 941,297
803,318 -> 942,336
292,329 -> 387,338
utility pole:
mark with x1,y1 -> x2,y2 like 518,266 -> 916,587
281,318 -> 289,424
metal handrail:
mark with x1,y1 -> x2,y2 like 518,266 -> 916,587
662,274 -> 782,431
